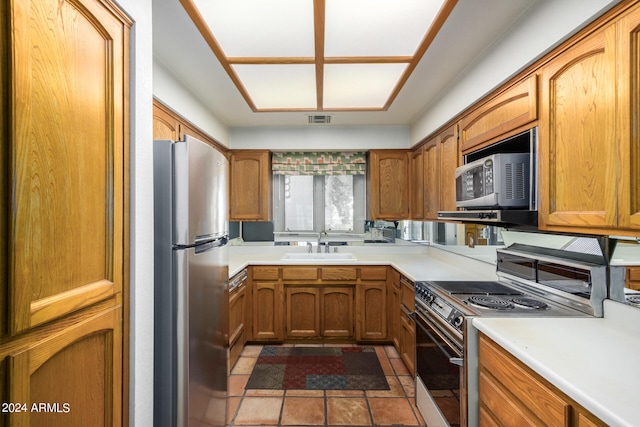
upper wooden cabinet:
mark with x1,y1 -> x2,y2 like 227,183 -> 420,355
229,150 -> 272,221
423,124 -> 459,220
538,4 -> 640,236
153,99 -> 180,140
368,150 -> 411,220
410,147 -> 425,220
460,74 -> 538,153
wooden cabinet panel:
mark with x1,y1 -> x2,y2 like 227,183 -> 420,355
616,4 -> 640,230
368,150 -> 410,220
4,304 -> 122,427
626,267 -> 640,290
360,266 -> 387,281
411,147 -> 425,219
252,282 -> 284,341
153,99 -> 180,140
283,267 -> 318,281
321,287 -> 354,338
460,75 -> 537,152
8,0 -> 128,335
252,267 -> 280,281
399,308 -> 415,374
539,23 -> 618,230
286,287 -> 321,338
478,371 -> 539,427
400,277 -> 415,311
321,267 -> 357,281
229,281 -> 247,369
356,282 -> 387,341
424,139 -> 440,220
423,124 -> 459,220
229,150 -> 272,221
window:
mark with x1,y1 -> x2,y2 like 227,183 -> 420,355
274,174 -> 365,233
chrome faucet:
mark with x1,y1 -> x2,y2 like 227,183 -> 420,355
317,230 -> 327,253
307,242 -> 313,253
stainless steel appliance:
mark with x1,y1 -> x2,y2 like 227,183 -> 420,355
154,136 -> 229,427
413,244 -> 624,427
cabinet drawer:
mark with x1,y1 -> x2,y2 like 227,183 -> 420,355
479,335 -> 569,426
400,278 -> 415,309
321,267 -> 357,281
252,267 -> 280,281
283,267 -> 318,281
229,330 -> 245,373
360,266 -> 388,281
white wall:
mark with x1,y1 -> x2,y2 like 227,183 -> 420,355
230,125 -> 410,150
410,0 -> 622,144
154,59 -> 230,147
114,0 -> 154,425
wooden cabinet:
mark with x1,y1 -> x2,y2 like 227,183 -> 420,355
388,269 -> 401,350
286,287 -> 321,338
478,332 -> 606,427
250,267 -> 284,341
539,3 -> 640,236
368,150 -> 411,220
321,287 -> 354,338
285,286 -> 354,339
410,147 -> 425,219
229,150 -> 272,221
459,74 -> 538,153
229,270 -> 248,371
1,0 -> 130,424
626,267 -> 640,291
398,276 -> 415,373
153,99 -> 180,140
423,124 -> 459,220
356,282 -> 387,341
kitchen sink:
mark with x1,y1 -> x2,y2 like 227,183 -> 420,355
280,252 -> 357,262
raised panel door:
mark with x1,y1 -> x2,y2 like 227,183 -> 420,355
8,0 -> 128,334
439,124 -> 460,212
253,282 -> 284,341
356,282 -> 387,341
411,147 -> 425,219
368,151 -> 410,220
617,4 -> 640,231
229,151 -> 271,221
286,287 -> 320,338
539,23 -> 618,230
321,287 -> 354,338
423,140 -> 440,220
153,99 -> 179,140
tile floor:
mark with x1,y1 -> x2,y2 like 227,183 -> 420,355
227,344 -> 425,427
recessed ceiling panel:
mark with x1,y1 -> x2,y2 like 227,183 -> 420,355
232,64 -> 317,109
323,63 -> 409,109
192,0 -> 315,57
324,0 -> 446,57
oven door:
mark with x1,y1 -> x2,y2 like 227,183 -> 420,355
415,310 -> 464,427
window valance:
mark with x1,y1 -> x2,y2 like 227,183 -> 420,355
271,152 -> 366,175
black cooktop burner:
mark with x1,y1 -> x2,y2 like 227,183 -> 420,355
627,295 -> 640,306
430,281 -> 524,296
466,295 -> 514,310
510,297 -> 548,310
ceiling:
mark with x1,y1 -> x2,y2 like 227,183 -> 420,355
153,0 -> 539,127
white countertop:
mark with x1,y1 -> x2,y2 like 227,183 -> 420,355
228,244 -> 498,282
472,300 -> 640,427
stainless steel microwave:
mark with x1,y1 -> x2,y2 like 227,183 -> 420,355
455,153 -> 530,209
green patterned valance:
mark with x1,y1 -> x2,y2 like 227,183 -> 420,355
272,152 -> 366,175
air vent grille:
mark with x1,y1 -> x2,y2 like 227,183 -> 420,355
505,163 -> 513,199
307,115 -> 332,124
515,162 -> 526,200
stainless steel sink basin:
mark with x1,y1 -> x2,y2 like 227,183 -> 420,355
280,252 -> 357,262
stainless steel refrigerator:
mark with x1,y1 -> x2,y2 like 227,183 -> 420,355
154,135 -> 229,427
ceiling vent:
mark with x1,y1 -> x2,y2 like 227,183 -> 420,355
307,115 -> 332,125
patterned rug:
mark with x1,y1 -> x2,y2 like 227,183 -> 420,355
245,346 -> 390,390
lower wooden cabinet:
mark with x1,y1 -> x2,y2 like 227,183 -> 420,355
626,267 -> 640,290
285,286 -> 355,339
228,274 -> 247,371
286,287 -> 321,338
321,287 -> 354,338
356,282 -> 387,341
252,281 -> 284,342
478,332 -> 606,427
399,307 -> 416,374
1,302 -> 122,427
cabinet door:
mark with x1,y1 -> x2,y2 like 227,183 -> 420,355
411,147 -> 425,220
617,4 -> 640,230
423,140 -> 440,220
286,287 -> 320,338
439,124 -> 460,212
321,287 -> 354,338
153,99 -> 180,140
368,150 -> 410,220
356,282 -> 387,341
399,309 -> 415,374
4,304 -> 122,427
539,23 -> 618,230
253,282 -> 284,341
7,0 -> 128,335
229,283 -> 247,369
229,151 -> 272,221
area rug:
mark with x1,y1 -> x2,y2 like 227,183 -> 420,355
245,346 -> 390,390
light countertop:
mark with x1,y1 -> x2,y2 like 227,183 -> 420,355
472,300 -> 640,427
228,244 -> 498,282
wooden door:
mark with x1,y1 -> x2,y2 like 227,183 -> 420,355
356,282 -> 387,341
410,147 -> 425,219
229,151 -> 272,221
617,4 -> 640,231
152,99 -> 180,140
399,310 -> 415,374
439,124 -> 460,212
539,23 -> 618,231
7,0 -> 129,335
321,287 -> 354,338
368,150 -> 410,220
423,140 -> 440,220
286,287 -> 320,338
253,282 -> 284,341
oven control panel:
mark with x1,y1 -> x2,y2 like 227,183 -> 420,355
415,283 -> 465,333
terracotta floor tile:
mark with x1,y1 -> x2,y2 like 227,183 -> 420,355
325,390 -> 365,397
227,396 -> 241,424
240,345 -> 263,357
398,375 -> 416,397
234,396 -> 283,425
285,389 -> 324,397
384,345 -> 400,359
280,397 -> 325,425
228,374 -> 249,397
327,397 -> 372,426
368,397 -> 419,426
365,376 -> 405,397
244,389 -> 285,397
232,356 -> 258,375
390,358 -> 410,376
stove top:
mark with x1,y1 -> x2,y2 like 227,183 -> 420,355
428,281 -> 524,296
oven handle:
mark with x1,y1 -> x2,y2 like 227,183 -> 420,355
413,311 -> 464,366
